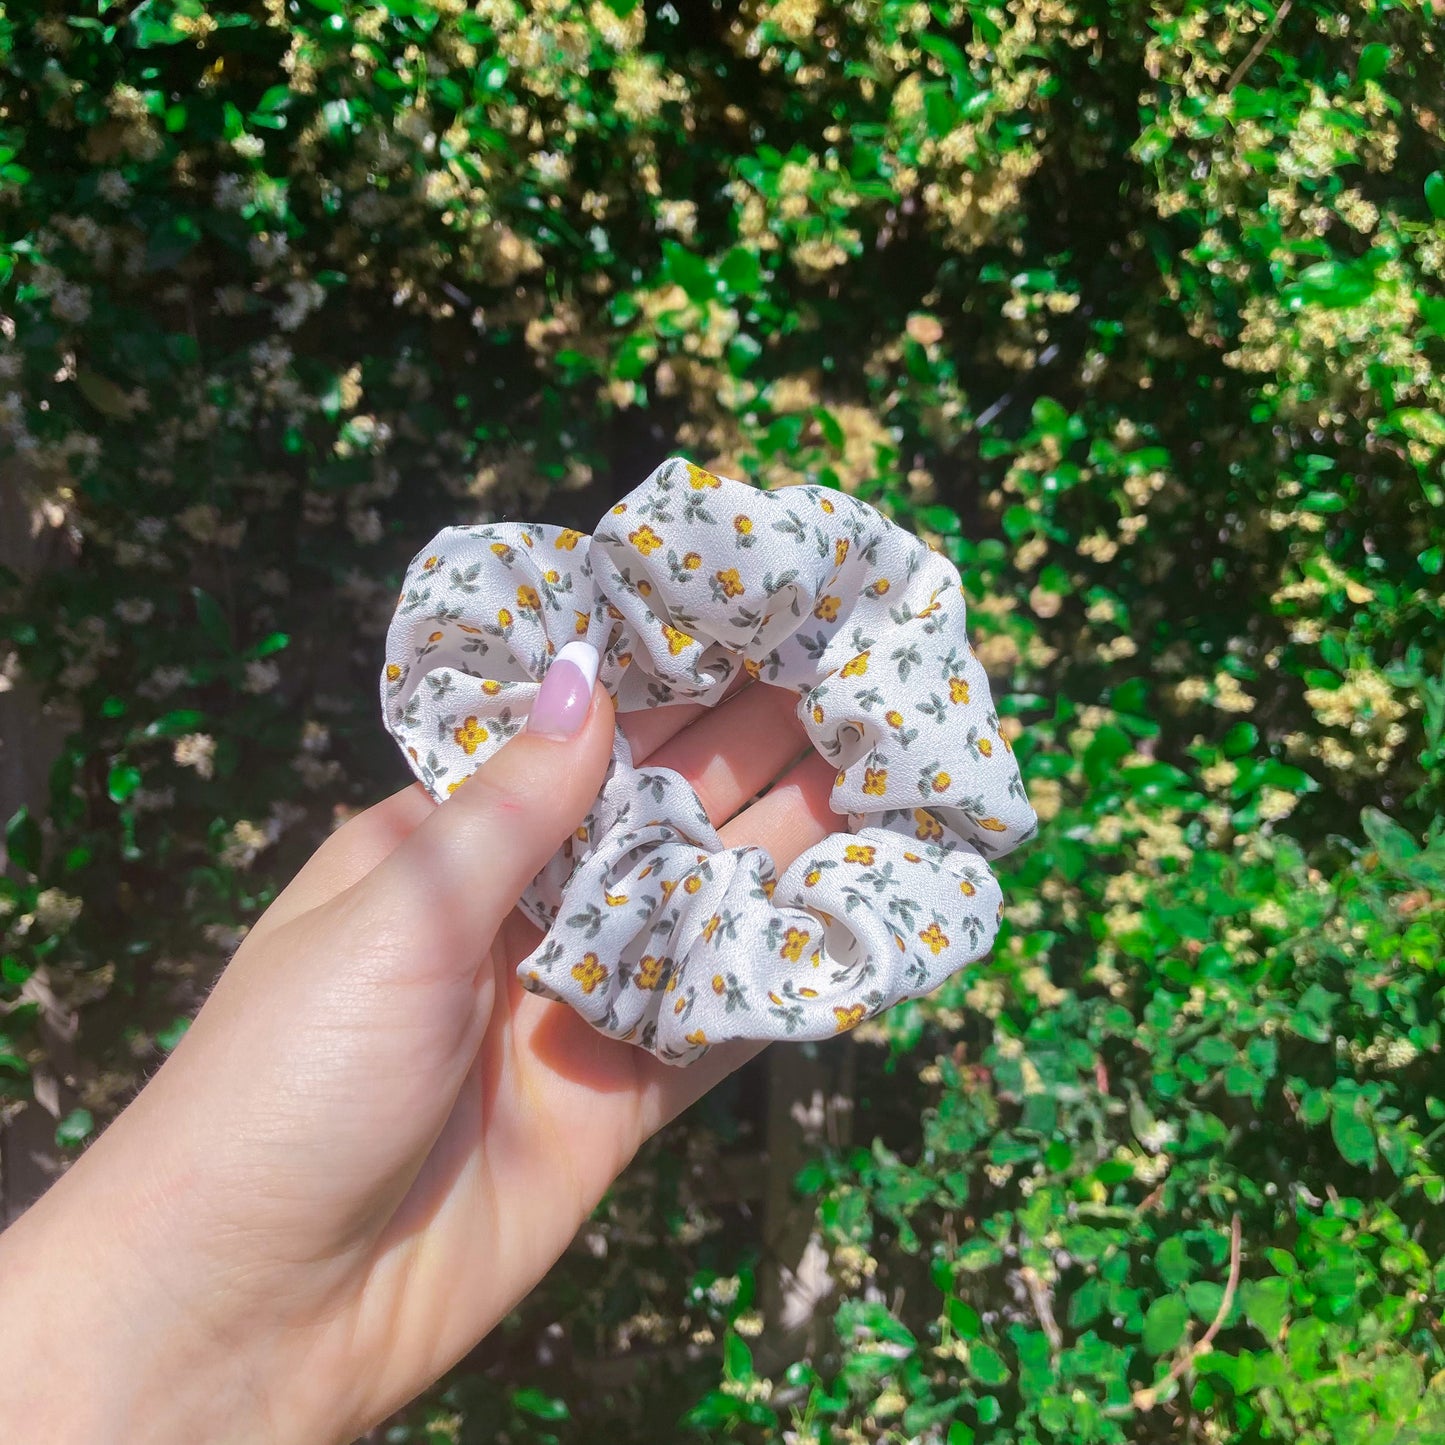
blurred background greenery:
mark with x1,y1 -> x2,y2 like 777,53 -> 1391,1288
2,1 -> 1444,1440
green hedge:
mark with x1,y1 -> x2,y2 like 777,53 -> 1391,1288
2,1 -> 1444,1440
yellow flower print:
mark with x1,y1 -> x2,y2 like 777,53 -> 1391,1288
605,602 -> 624,620
571,954 -> 608,995
931,771 -> 952,793
543,569 -> 560,584
516,584 -> 541,610
445,776 -> 469,795
458,624 -> 483,635
674,994 -> 688,1013
604,890 -> 629,907
612,502 -> 627,515
835,770 -> 847,788
683,551 -> 702,570
862,767 -> 888,796
636,955 -> 666,990
497,608 -> 513,627
804,866 -> 822,886
685,1028 -> 708,1046
867,578 -> 891,597
555,528 -> 583,550
385,663 -> 402,681
490,542 -> 511,557
761,878 -> 775,898
914,809 -> 943,841
835,538 -> 849,565
702,913 -> 722,943
959,878 -> 977,896
834,1003 -> 865,1032
743,657 -> 762,679
615,650 -> 633,668
843,844 -> 876,865
977,816 -> 1009,832
574,610 -> 589,635
814,595 -> 841,621
978,737 -> 993,757
629,524 -> 664,555
818,497 -> 834,514
428,630 -> 444,643
683,874 -> 703,894
685,461 -> 721,489
799,986 -> 818,998
919,922 -> 949,955
716,568 -> 744,598
734,515 -> 753,535
453,716 -> 488,755
812,704 -> 825,724
481,679 -> 502,695
1001,731 -> 1014,753
423,554 -> 440,571
659,879 -> 678,902
949,677 -> 970,705
780,927 -> 810,962
638,579 -> 653,597
885,709 -> 904,728
840,651 -> 870,678
662,623 -> 694,656
711,974 -> 726,994
903,851 -> 921,863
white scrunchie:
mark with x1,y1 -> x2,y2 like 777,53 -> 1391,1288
382,458 -> 1036,1065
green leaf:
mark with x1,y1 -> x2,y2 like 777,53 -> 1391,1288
718,246 -> 762,296
1242,1277 -> 1290,1339
55,1107 -> 95,1148
1142,1295 -> 1189,1354
1426,171 -> 1445,221
1156,1235 -> 1194,1289
1284,260 -> 1375,311
156,1017 -> 191,1052
1362,808 -> 1420,874
662,241 -> 716,304
724,1331 -> 753,1382
193,588 -> 231,651
1358,43 -> 1392,82
145,710 -> 206,738
1331,1099 -> 1378,1170
5,807 -> 42,875
967,1342 -> 1009,1386
75,370 -> 133,417
511,1387 -> 569,1421
107,764 -> 142,804
1221,722 -> 1258,757
947,1297 -> 981,1338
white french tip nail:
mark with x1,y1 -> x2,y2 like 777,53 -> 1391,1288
553,640 -> 600,692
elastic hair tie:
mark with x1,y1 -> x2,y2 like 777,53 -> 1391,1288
382,457 -> 1036,1065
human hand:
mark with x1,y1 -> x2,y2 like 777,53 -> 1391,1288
0,647 -> 840,1444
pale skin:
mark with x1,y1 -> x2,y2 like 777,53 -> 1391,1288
0,677 -> 838,1444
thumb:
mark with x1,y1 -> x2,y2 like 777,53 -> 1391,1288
340,642 -> 616,976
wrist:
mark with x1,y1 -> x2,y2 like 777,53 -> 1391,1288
0,1155 -> 281,1445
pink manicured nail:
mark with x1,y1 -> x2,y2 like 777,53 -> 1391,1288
528,641 -> 600,740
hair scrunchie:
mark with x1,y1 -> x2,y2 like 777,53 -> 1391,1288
382,458 -> 1036,1065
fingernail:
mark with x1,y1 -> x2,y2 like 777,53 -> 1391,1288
528,641 -> 600,740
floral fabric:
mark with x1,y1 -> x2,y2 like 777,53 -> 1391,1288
382,457 -> 1036,1065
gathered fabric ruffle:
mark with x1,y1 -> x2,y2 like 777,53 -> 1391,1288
382,457 -> 1036,1064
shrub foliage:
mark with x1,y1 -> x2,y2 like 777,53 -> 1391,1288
2,1 -> 1444,1440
